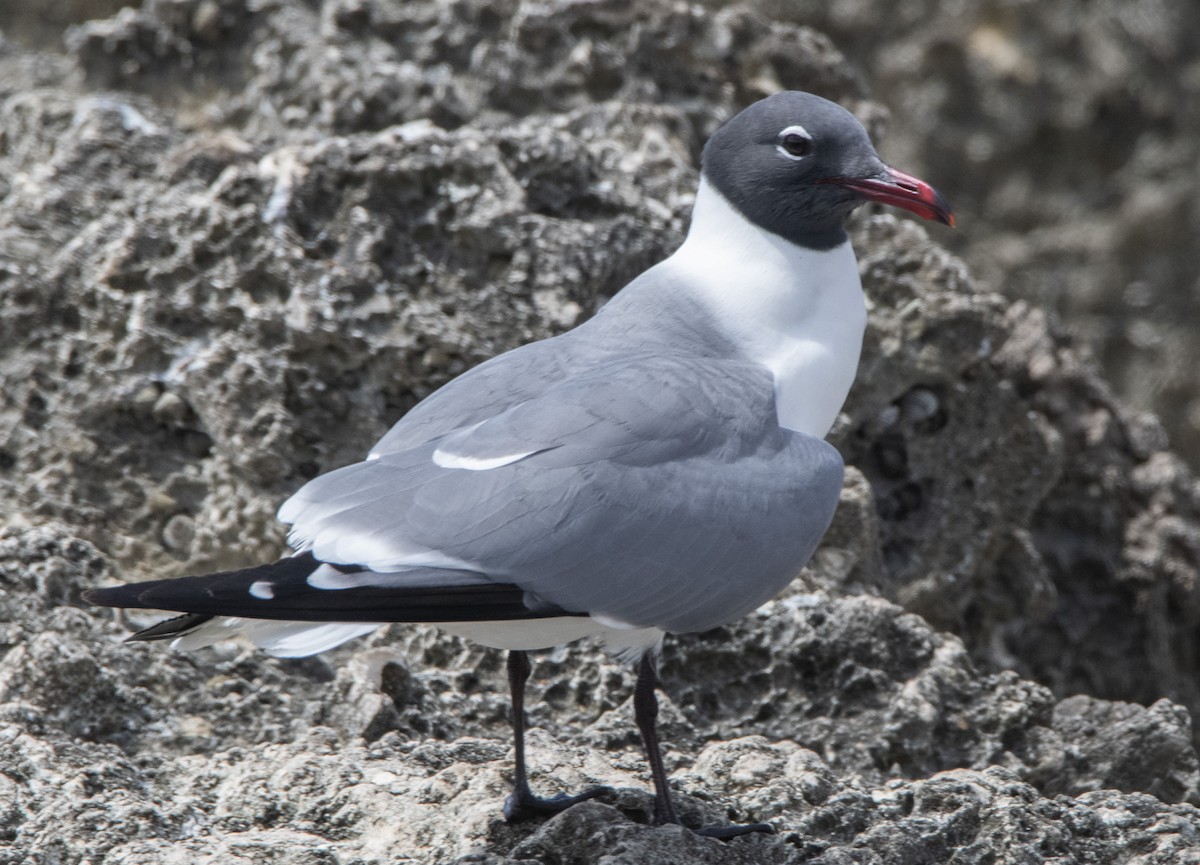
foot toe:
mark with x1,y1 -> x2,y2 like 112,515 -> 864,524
503,785 -> 612,821
694,821 -> 776,840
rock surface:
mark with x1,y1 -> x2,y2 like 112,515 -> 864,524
2,0 -> 1200,863
771,0 -> 1200,464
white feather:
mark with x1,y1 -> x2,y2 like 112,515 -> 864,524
167,614 -> 659,658
170,617 -> 384,657
309,529 -> 481,575
305,562 -> 486,590
431,447 -> 538,470
667,178 -> 866,437
437,615 -> 663,654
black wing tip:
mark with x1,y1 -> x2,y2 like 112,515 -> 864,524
82,585 -> 135,608
126,612 -> 215,642
83,582 -> 171,610
81,557 -> 589,624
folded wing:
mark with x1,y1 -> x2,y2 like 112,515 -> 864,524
279,354 -> 844,634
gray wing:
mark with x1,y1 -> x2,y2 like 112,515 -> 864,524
280,355 -> 844,634
369,335 -> 581,456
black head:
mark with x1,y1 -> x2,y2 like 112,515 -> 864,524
702,91 -> 953,250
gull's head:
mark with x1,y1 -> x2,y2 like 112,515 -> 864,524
701,91 -> 954,250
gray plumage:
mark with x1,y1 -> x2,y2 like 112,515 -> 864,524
282,274 -> 844,634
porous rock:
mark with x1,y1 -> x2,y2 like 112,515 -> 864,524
2,0 -> 1200,862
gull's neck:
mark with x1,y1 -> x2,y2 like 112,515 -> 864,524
664,178 -> 867,437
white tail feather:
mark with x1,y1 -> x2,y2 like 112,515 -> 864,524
171,617 -> 384,657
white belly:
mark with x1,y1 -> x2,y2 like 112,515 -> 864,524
438,616 -> 664,656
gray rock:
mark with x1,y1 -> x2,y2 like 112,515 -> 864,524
2,0 -> 1200,862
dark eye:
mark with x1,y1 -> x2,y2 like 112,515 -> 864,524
776,125 -> 813,160
781,133 -> 812,157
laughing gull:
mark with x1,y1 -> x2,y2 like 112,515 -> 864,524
85,91 -> 952,838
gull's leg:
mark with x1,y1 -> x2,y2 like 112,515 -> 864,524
633,651 -> 681,826
502,649 -> 611,821
633,653 -> 776,840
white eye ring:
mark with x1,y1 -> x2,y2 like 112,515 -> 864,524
776,125 -> 813,161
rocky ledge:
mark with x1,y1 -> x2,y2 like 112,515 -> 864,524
1,0 -> 1199,862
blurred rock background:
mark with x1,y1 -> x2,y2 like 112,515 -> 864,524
784,0 -> 1200,465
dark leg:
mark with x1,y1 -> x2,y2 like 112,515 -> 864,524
503,650 -> 610,821
633,651 -> 680,826
634,653 -> 776,840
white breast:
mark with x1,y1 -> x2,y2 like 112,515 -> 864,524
665,179 -> 866,437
